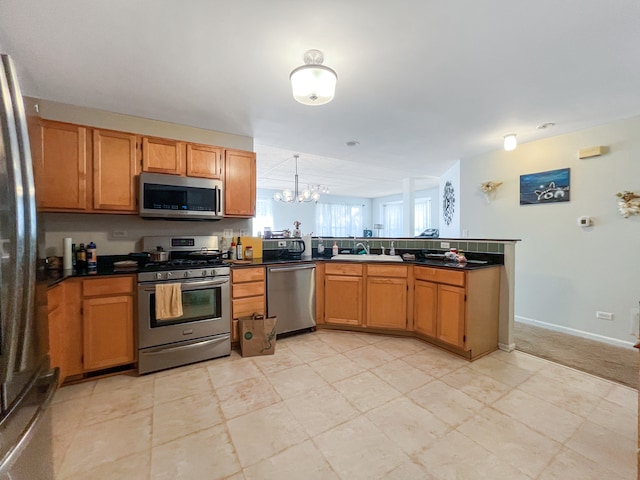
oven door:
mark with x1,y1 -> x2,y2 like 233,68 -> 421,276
137,277 -> 230,349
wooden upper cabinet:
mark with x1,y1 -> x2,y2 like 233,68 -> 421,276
224,149 -> 256,217
186,143 -> 223,178
33,120 -> 89,210
142,136 -> 186,175
93,129 -> 140,212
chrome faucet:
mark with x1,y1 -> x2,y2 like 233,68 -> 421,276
354,242 -> 370,255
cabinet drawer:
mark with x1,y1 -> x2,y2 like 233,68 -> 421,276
325,263 -> 363,276
233,281 -> 265,299
232,267 -> 265,283
414,267 -> 465,287
83,276 -> 134,296
232,296 -> 265,319
367,264 -> 408,278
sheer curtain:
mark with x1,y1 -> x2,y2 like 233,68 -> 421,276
252,197 -> 274,236
316,203 -> 364,237
414,197 -> 432,235
382,202 -> 403,237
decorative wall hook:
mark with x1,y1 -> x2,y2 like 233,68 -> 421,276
480,181 -> 503,203
616,191 -> 640,218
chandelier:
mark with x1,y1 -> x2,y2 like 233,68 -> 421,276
273,155 -> 328,203
290,49 -> 337,106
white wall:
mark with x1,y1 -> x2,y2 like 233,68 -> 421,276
460,115 -> 640,346
438,161 -> 461,238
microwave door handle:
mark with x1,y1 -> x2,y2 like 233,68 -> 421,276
217,187 -> 221,215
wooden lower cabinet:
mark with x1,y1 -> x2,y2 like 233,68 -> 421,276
231,267 -> 266,342
48,275 -> 135,384
365,265 -> 408,329
324,263 -> 364,326
413,280 -> 437,337
413,266 -> 500,358
83,295 -> 135,370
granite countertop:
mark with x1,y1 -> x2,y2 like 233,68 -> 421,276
44,253 -> 502,287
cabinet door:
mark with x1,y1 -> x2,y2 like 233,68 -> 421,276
186,143 -> 223,178
63,280 -> 84,378
366,277 -> 407,329
47,285 -> 64,384
142,137 -> 185,175
224,149 -> 256,217
413,280 -> 437,337
33,120 -> 89,210
324,275 -> 363,326
437,284 -> 466,348
93,129 -> 140,212
83,295 -> 135,371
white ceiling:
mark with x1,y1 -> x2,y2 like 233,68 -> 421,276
2,1 -> 639,198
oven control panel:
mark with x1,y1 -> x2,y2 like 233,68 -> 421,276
139,266 -> 230,283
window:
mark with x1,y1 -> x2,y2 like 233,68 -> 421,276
252,197 -> 274,236
382,202 -> 403,237
316,203 -> 364,237
414,197 -> 432,235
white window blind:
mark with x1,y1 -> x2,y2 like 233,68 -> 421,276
382,202 -> 403,237
252,197 -> 274,236
316,203 -> 364,237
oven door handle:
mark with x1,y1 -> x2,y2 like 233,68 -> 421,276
139,278 -> 229,292
142,335 -> 230,355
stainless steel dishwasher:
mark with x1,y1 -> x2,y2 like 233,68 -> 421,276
267,263 -> 316,335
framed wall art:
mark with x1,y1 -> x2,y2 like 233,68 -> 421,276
520,168 -> 570,205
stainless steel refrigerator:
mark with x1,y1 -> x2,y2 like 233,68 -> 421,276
0,53 -> 58,479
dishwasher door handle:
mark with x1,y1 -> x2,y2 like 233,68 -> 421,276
268,265 -> 316,273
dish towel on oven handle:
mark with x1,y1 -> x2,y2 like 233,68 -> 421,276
155,283 -> 184,320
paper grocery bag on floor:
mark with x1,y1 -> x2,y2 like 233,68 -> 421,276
240,314 -> 277,357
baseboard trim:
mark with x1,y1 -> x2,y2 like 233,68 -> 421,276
515,316 -> 636,350
498,342 -> 516,352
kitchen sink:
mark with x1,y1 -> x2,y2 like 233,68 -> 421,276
330,254 -> 403,262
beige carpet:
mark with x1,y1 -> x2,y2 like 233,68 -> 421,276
513,321 -> 638,389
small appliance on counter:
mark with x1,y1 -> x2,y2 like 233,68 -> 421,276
278,239 -> 306,260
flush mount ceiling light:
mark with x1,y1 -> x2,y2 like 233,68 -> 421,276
290,49 -> 337,106
273,155 -> 328,203
503,133 -> 517,151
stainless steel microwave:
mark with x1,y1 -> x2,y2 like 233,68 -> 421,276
139,172 -> 223,220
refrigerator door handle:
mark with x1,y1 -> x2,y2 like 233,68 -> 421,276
0,54 -> 26,386
2,55 -> 38,372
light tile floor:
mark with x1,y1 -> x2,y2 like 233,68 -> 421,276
50,330 -> 637,479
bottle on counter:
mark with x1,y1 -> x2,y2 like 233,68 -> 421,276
76,243 -> 87,270
236,236 -> 243,260
71,243 -> 77,268
87,241 -> 97,269
332,241 -> 339,256
244,245 -> 253,260
317,237 -> 324,254
229,239 -> 236,260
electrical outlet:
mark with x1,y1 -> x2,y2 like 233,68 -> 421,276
112,230 -> 127,238
278,241 -> 287,247
440,242 -> 450,249
596,311 -> 613,321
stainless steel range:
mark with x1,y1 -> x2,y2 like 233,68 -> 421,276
137,236 -> 230,374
